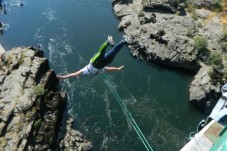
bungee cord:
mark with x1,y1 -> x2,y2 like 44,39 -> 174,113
103,74 -> 153,151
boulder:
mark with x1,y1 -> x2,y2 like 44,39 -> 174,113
60,118 -> 93,151
189,64 -> 222,113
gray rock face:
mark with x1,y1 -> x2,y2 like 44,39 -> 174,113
189,64 -> 222,113
0,47 -> 63,150
0,47 -> 92,150
60,118 -> 93,151
114,0 -> 199,70
189,0 -> 222,10
113,0 -> 226,112
142,0 -> 179,13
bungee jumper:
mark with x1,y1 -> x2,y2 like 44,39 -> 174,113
57,35 -> 130,79
57,35 -> 154,151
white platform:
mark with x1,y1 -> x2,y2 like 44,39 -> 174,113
180,120 -> 223,151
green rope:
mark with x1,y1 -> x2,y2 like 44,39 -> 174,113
103,74 -> 153,151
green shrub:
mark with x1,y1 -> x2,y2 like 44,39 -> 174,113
19,53 -> 26,65
208,68 -> 213,76
33,84 -> 45,96
197,22 -> 203,28
213,0 -> 223,12
193,36 -> 208,52
19,57 -> 24,65
207,52 -> 223,70
208,52 -> 222,65
191,12 -> 198,20
33,119 -> 42,129
185,1 -> 195,13
223,69 -> 227,80
221,42 -> 227,51
223,28 -> 227,41
186,30 -> 194,38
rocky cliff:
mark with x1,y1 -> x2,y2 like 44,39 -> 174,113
113,0 -> 227,113
0,47 -> 92,150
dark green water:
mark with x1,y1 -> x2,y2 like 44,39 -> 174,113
0,0 -> 206,150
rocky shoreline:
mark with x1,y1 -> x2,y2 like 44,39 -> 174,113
112,0 -> 227,113
0,47 -> 92,150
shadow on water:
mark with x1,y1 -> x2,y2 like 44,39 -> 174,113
144,59 -> 197,76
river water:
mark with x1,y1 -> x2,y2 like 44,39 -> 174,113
0,0 -> 206,150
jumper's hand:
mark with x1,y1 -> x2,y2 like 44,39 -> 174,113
118,65 -> 124,70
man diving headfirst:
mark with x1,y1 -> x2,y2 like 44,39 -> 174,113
57,35 -> 130,79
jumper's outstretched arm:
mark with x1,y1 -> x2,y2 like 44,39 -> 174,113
104,65 -> 124,72
57,70 -> 83,80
